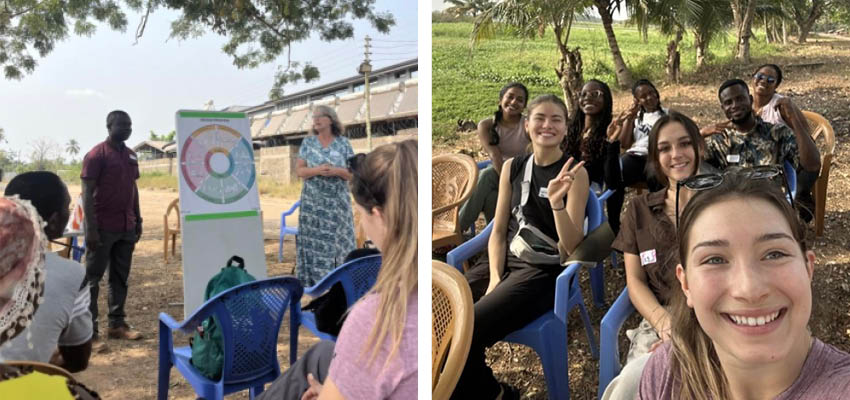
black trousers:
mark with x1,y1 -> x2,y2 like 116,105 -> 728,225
796,169 -> 819,222
451,252 -> 562,400
84,229 -> 136,333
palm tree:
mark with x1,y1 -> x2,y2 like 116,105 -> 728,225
628,0 -> 700,82
592,0 -> 634,88
66,139 -> 80,162
472,0 -> 594,117
445,0 -> 495,17
731,0 -> 758,62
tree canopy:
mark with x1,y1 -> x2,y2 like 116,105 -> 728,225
130,0 -> 395,99
0,0 -> 128,79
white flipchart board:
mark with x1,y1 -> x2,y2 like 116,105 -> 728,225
175,110 -> 266,317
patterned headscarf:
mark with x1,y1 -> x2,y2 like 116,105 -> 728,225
0,196 -> 46,346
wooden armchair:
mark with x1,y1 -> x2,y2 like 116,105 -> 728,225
802,111 -> 836,237
432,154 -> 478,249
4,360 -> 74,380
432,260 -> 474,399
163,198 -> 180,261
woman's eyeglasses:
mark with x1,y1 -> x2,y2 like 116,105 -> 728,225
753,73 -> 777,84
675,165 -> 794,226
580,90 -> 605,100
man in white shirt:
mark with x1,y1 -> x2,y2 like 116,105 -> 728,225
1,171 -> 93,372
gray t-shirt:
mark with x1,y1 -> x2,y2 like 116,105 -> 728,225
639,339 -> 850,399
0,253 -> 92,362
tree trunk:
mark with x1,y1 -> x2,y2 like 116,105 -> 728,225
764,15 -> 772,43
694,31 -> 708,70
666,29 -> 683,83
594,0 -> 633,88
552,19 -> 583,119
732,0 -> 757,62
782,18 -> 788,44
797,23 -> 810,43
556,47 -> 584,119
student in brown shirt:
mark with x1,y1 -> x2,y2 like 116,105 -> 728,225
80,110 -> 143,350
603,111 -> 707,399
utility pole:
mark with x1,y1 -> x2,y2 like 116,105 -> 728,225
357,35 -> 373,151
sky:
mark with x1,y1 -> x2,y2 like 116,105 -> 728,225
0,1 -> 417,162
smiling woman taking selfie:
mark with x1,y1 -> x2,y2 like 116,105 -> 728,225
639,172 -> 850,399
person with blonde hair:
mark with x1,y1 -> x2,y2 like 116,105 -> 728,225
259,139 -> 418,400
639,172 -> 850,399
295,104 -> 356,286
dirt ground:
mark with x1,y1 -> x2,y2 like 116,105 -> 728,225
48,184 -> 314,399
434,35 -> 850,399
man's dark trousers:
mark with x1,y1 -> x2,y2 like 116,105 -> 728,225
85,229 -> 136,335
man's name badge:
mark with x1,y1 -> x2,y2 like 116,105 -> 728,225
640,249 -> 657,266
538,187 -> 549,198
129,154 -> 137,161
726,154 -> 741,163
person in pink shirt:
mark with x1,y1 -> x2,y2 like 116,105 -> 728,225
639,171 -> 850,399
258,140 -> 418,400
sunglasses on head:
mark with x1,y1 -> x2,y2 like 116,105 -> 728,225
753,73 -> 777,84
675,165 -> 794,227
347,153 -> 366,172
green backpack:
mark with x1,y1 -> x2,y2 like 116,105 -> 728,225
190,255 -> 256,380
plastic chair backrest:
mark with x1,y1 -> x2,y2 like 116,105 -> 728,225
432,261 -> 474,398
306,254 -> 382,307
802,110 -> 836,157
184,278 -> 303,384
432,154 -> 479,232
165,198 -> 180,231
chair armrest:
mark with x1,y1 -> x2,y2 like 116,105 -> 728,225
433,201 -> 465,216
282,200 -> 301,217
477,160 -> 492,170
598,288 -> 636,398
446,221 -> 493,272
553,262 -> 583,323
598,189 -> 615,202
159,312 -> 183,332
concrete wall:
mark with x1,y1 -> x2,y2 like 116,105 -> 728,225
138,129 -> 418,183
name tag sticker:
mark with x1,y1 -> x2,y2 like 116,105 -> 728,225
538,187 -> 549,199
129,154 -> 137,161
726,154 -> 740,163
640,249 -> 657,266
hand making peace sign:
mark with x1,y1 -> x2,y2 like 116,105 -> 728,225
547,157 -> 586,210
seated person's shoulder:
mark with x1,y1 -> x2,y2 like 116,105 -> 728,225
46,253 -> 86,284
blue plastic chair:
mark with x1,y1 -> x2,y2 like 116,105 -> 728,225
598,287 -> 636,399
278,201 -> 301,262
300,254 -> 382,341
477,159 -> 492,170
69,236 -> 85,262
446,189 -> 605,400
157,277 -> 303,400
784,160 -> 797,200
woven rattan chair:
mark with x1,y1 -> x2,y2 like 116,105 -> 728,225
163,198 -> 180,261
802,111 -> 836,237
5,361 -> 75,380
432,260 -> 473,400
432,154 -> 478,249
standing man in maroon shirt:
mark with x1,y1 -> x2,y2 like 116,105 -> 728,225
81,110 -> 143,351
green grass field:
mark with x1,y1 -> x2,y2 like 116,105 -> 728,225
432,21 -> 784,141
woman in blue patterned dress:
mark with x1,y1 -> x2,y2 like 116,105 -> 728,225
295,105 -> 356,286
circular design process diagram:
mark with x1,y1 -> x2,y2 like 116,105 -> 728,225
180,124 -> 256,204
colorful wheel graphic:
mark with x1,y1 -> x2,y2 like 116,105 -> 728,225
180,125 -> 256,204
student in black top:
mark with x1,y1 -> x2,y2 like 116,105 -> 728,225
452,94 -> 590,400
565,79 -> 622,233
